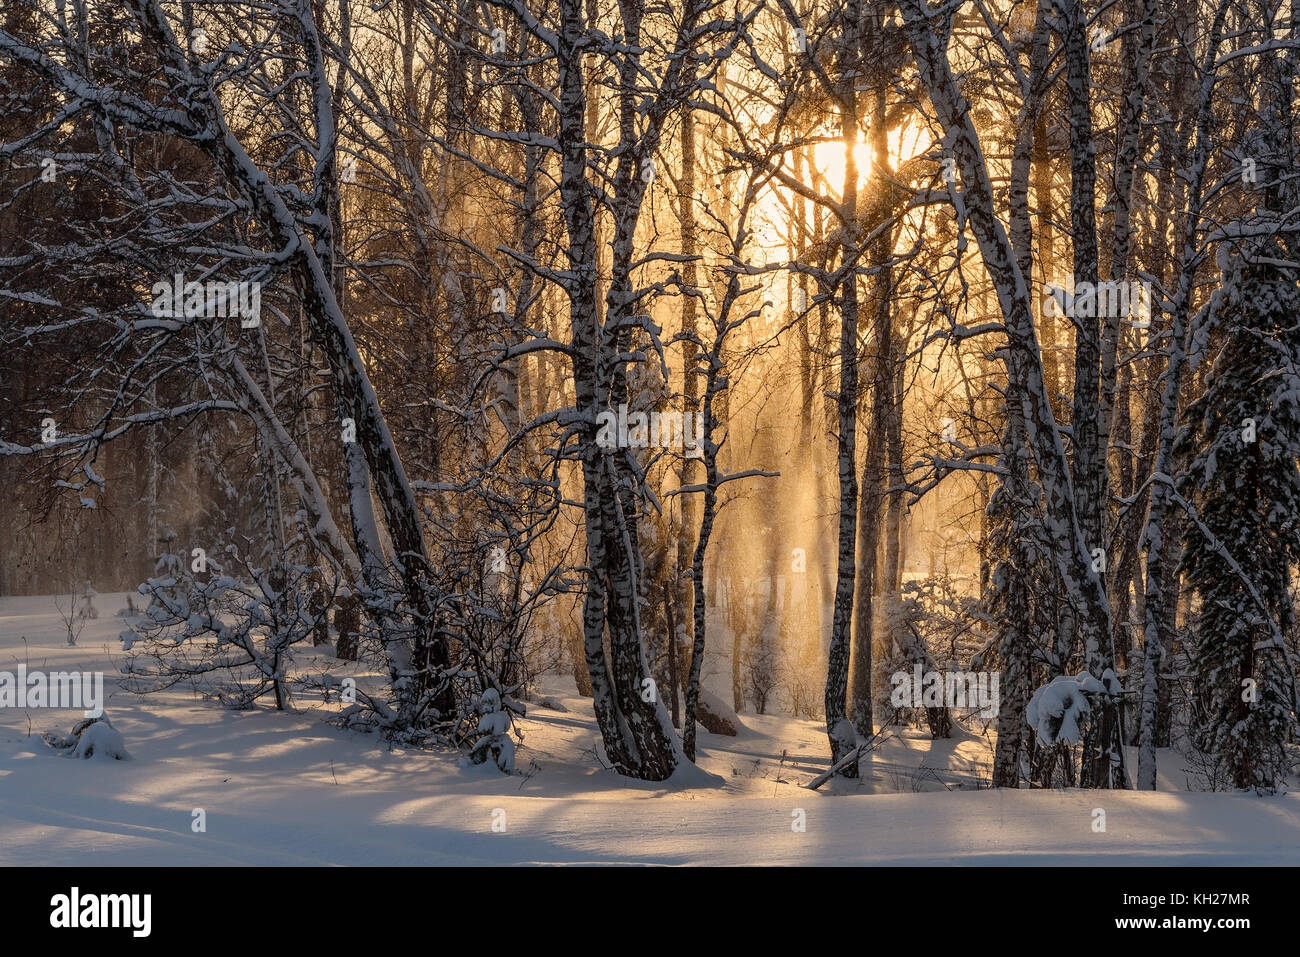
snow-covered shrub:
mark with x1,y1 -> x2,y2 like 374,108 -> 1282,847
73,719 -> 129,760
466,687 -> 517,773
324,454 -> 573,747
1027,672 -> 1107,746
876,576 -> 987,737
394,518 -> 562,738
1024,670 -> 1123,786
123,538 -> 340,711
42,715 -> 131,761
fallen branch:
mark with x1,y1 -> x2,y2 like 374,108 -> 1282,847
804,730 -> 890,790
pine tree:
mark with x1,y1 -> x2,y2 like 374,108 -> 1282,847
142,526 -> 189,624
1177,242 -> 1300,791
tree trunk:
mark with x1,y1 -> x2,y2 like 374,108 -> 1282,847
824,0 -> 863,777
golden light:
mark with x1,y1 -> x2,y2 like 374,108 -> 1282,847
811,139 -> 874,197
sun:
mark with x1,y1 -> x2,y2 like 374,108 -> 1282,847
811,139 -> 874,197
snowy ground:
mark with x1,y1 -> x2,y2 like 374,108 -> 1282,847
1,593 -> 1297,865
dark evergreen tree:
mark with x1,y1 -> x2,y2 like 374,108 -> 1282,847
1177,241 -> 1300,791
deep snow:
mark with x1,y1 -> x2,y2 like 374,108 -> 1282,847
1,593 -> 1296,865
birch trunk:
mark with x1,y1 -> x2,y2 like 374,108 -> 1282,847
1138,0 -> 1230,790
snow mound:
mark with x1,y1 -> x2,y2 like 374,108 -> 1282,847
697,688 -> 740,736
74,721 -> 131,761
42,716 -> 132,762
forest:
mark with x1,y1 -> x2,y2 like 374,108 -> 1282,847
1,0 -> 1298,810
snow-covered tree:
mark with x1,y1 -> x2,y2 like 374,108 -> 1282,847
1176,241 -> 1300,791
126,534 -> 339,712
466,687 -> 517,773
